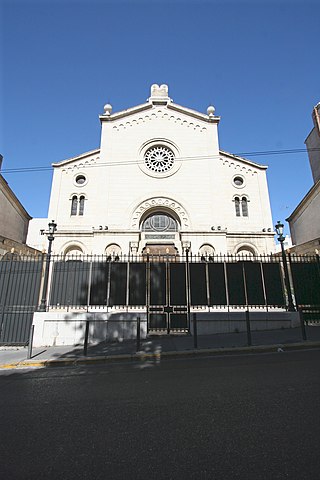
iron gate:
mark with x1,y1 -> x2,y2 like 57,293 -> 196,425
147,262 -> 189,333
0,257 -> 42,344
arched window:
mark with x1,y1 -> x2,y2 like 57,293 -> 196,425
79,196 -> 85,216
142,212 -> 178,232
71,195 -> 86,216
241,197 -> 248,217
236,246 -> 255,257
235,197 -> 240,217
64,245 -> 83,257
234,196 -> 249,217
71,196 -> 78,216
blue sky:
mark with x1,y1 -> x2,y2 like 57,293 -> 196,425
1,0 -> 319,237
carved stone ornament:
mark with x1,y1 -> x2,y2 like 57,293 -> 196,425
131,197 -> 190,229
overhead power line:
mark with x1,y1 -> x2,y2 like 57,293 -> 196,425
1,147 -> 318,175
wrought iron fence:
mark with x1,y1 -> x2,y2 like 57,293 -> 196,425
1,252 -> 320,343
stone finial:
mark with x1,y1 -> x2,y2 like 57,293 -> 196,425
149,84 -> 170,103
207,105 -> 215,118
103,103 -> 112,116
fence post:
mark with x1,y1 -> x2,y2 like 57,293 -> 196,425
83,320 -> 90,356
285,252 -> 295,312
245,309 -> 252,346
136,316 -> 141,352
298,308 -> 307,341
193,312 -> 198,349
27,325 -> 35,359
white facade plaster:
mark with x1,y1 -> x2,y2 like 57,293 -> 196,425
28,85 -> 275,255
32,310 -> 299,347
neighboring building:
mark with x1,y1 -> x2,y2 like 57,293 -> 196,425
28,84 -> 275,256
306,102 -> 320,183
287,102 -> 320,254
26,218 -> 51,252
0,155 -> 38,258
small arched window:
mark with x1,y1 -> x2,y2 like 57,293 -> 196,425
79,196 -> 85,216
71,196 -> 78,216
241,197 -> 248,217
235,197 -> 240,217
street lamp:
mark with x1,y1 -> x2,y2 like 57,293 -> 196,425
275,221 -> 295,311
39,220 -> 57,312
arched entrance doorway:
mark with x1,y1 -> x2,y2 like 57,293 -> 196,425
140,211 -> 180,258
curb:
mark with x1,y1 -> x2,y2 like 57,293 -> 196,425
1,341 -> 320,370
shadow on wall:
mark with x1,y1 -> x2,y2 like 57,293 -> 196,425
41,257 -> 147,347
62,311 -> 147,346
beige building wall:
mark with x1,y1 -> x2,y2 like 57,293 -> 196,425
0,174 -> 31,246
287,102 -> 320,254
287,181 -> 320,253
305,102 -> 320,183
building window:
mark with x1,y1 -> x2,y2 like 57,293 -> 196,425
233,176 -> 244,187
144,145 -> 175,173
71,195 -> 85,216
79,196 -> 85,216
234,196 -> 248,217
75,174 -> 86,185
142,212 -> 178,232
235,197 -> 240,217
71,196 -> 78,216
241,197 -> 248,217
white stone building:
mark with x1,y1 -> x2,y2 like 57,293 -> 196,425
29,84 -> 275,256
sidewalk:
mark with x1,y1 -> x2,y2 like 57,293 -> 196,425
1,326 -> 320,370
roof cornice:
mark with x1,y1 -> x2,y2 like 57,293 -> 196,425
0,175 -> 32,220
167,103 -> 220,123
286,179 -> 320,222
99,101 -> 219,124
219,150 -> 268,169
52,148 -> 100,167
99,103 -> 153,122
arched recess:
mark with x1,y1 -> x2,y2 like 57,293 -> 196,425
234,244 -> 257,257
131,197 -> 190,229
61,242 -> 86,257
105,243 -> 122,257
199,244 -> 215,257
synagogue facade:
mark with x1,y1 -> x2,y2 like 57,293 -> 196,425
33,84 -> 275,256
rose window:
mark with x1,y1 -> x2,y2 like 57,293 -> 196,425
144,146 -> 175,173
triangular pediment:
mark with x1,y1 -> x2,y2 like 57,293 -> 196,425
99,101 -> 220,125
100,84 -> 219,125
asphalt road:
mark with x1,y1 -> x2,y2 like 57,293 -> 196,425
1,350 -> 320,480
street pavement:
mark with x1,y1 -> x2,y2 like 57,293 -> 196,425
0,349 -> 320,479
1,326 -> 320,369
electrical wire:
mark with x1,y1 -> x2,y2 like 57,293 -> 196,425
1,147 -> 318,174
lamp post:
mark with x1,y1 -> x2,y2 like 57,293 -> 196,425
275,221 -> 295,311
39,220 -> 57,312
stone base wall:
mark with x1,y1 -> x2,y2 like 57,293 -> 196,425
32,309 -> 300,347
